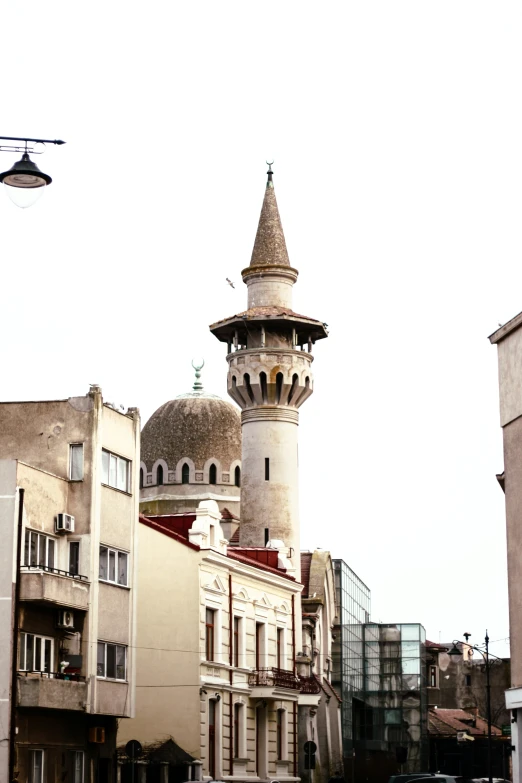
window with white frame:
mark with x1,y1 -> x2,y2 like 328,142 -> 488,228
99,545 -> 128,586
69,443 -> 84,481
71,750 -> 85,783
101,449 -> 131,493
97,641 -> 127,680
24,531 -> 56,570
20,633 -> 54,673
30,749 -> 45,783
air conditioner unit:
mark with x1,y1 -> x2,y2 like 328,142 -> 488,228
56,513 -> 75,533
57,610 -> 74,629
89,727 -> 105,744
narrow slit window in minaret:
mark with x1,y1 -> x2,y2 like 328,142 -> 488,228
157,465 -> 164,486
244,373 -> 255,404
264,528 -> 269,545
235,466 -> 241,487
275,373 -> 283,404
265,458 -> 270,481
259,372 -> 268,404
209,464 -> 217,485
139,468 -> 144,489
182,463 -> 190,484
288,374 -> 299,404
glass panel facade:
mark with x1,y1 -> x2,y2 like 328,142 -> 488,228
332,560 -> 428,773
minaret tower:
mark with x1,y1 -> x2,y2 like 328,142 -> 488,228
210,165 -> 327,579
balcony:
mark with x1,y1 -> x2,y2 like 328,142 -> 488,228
20,566 -> 90,610
298,674 -> 322,706
248,667 -> 301,699
17,671 -> 87,711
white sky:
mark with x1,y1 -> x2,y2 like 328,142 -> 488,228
2,1 -> 520,657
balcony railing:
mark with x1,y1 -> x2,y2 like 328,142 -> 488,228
20,565 -> 89,581
18,670 -> 86,683
299,675 -> 322,694
248,667 -> 301,690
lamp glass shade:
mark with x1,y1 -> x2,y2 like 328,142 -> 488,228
4,182 -> 46,209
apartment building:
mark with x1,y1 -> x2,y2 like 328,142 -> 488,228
118,501 -> 305,782
0,386 -> 140,783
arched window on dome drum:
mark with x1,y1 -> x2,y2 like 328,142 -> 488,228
209,463 -> 217,485
157,465 -> 164,486
182,463 -> 190,484
139,469 -> 144,489
235,466 -> 241,487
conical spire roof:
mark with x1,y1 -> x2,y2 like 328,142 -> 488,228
250,166 -> 290,267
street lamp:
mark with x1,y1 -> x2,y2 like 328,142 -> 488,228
448,631 -> 503,783
0,135 -> 65,208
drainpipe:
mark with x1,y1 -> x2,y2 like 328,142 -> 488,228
9,487 -> 24,783
293,701 -> 297,777
292,594 -> 296,671
229,575 -> 233,775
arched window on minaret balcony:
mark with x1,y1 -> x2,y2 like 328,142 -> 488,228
235,466 -> 241,487
182,463 -> 190,484
157,465 -> 164,486
209,463 -> 217,485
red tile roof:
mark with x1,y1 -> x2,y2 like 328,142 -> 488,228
228,528 -> 240,545
139,514 -> 200,551
428,708 -> 502,736
221,507 -> 239,521
301,552 -> 313,598
140,514 -> 295,581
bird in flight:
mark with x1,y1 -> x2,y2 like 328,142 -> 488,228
226,278 -> 235,289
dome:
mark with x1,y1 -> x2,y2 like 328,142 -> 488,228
141,392 -> 241,471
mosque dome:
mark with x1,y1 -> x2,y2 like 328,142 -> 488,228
140,361 -> 241,484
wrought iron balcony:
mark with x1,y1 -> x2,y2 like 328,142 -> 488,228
20,564 -> 89,581
248,667 -> 301,690
18,670 -> 86,682
299,675 -> 322,694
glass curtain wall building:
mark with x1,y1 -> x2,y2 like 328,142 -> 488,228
333,561 -> 428,778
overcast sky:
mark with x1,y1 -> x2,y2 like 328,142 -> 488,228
2,1 -> 520,657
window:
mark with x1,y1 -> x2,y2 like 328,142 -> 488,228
69,444 -> 84,480
234,702 -> 244,758
99,546 -> 128,586
71,751 -> 85,783
157,465 -> 164,486
101,449 -> 130,492
206,609 -> 215,661
208,699 -> 216,778
233,617 -> 240,667
234,466 -> 241,487
277,628 -> 284,669
256,622 -> 265,669
97,641 -> 126,680
429,665 -> 437,688
465,674 -> 472,686
209,463 -> 217,485
20,633 -> 54,673
139,468 -> 144,489
265,458 -> 270,481
30,750 -> 45,783
24,530 -> 55,570
69,542 -> 80,576
276,709 -> 284,760
182,463 -> 190,484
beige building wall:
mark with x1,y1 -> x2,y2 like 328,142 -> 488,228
490,314 -> 522,783
118,522 -> 201,755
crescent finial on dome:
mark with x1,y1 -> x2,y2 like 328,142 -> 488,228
191,358 -> 205,393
